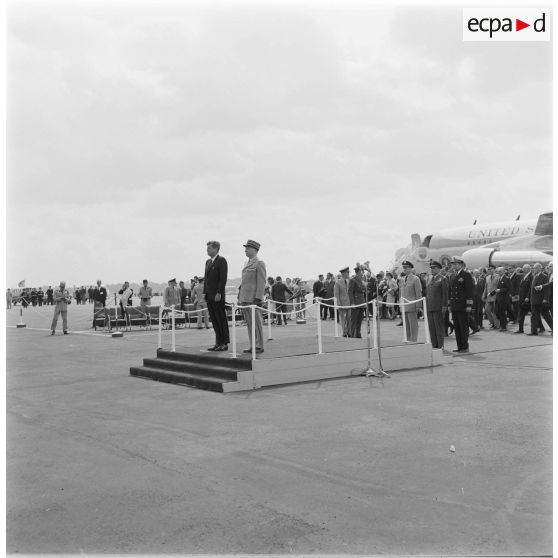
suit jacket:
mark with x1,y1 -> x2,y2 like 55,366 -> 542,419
400,274 -> 423,312
271,282 -> 292,302
324,280 -> 335,299
313,280 -> 325,298
53,288 -> 70,311
203,254 -> 228,301
348,276 -> 366,305
238,257 -> 266,303
472,276 -> 485,302
510,272 -> 522,297
426,274 -> 448,312
93,286 -> 107,305
449,269 -> 474,311
530,272 -> 549,305
518,272 -> 533,302
495,274 -> 511,301
334,278 -> 350,306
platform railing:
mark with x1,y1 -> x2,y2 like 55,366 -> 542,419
157,296 -> 430,360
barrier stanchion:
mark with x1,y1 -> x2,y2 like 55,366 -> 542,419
267,299 -> 273,340
112,303 -> 124,338
157,305 -> 162,349
372,300 -> 378,349
401,298 -> 408,343
422,297 -> 431,345
334,300 -> 339,338
16,307 -> 26,328
317,300 -> 323,354
251,305 -> 256,361
231,303 -> 237,358
171,305 -> 176,352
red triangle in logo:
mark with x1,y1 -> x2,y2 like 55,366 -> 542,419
516,18 -> 530,31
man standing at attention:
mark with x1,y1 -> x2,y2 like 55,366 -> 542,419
348,266 -> 366,338
204,240 -> 230,351
426,261 -> 448,349
334,267 -> 351,337
238,240 -> 266,354
51,281 -> 71,335
400,261 -> 423,343
138,279 -> 152,312
448,257 -> 474,353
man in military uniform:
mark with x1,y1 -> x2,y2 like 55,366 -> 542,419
238,240 -> 267,354
348,266 -> 366,338
51,281 -> 71,335
334,267 -> 351,337
425,261 -> 448,349
400,261 -> 423,343
448,257 -> 474,353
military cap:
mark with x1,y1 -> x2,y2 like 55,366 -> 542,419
243,239 -> 261,250
169,278 -> 176,283
451,257 -> 465,264
429,260 -> 442,269
339,266 -> 350,273
401,260 -> 414,268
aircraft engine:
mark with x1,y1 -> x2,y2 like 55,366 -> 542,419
463,248 -> 552,269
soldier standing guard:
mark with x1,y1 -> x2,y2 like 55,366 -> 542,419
426,261 -> 448,349
448,257 -> 474,353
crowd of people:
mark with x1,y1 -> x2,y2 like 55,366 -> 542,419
7,244 -> 553,354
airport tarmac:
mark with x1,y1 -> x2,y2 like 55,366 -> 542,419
6,302 -> 553,555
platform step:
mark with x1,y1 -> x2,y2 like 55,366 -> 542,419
130,366 -> 231,392
143,357 -> 240,381
156,348 -> 252,370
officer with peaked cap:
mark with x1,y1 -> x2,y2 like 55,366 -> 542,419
426,261 -> 448,349
449,256 -> 474,353
238,240 -> 267,354
399,261 -> 423,343
334,267 -> 351,337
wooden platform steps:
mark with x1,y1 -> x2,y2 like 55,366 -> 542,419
130,349 -> 252,393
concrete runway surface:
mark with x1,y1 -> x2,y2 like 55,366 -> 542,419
5,303 -> 553,555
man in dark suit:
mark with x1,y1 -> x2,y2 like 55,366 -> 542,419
92,279 -> 109,329
204,240 -> 230,351
515,264 -> 532,334
528,263 -> 552,335
448,257 -> 474,353
472,269 -> 485,330
494,267 -> 511,331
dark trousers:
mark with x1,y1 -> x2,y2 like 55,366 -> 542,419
473,301 -> 484,328
275,302 -> 287,325
495,296 -> 508,329
517,304 -> 528,332
452,310 -> 469,351
321,302 -> 334,319
530,304 -> 552,334
350,307 -> 364,338
207,299 -> 230,345
427,310 -> 445,349
444,309 -> 453,336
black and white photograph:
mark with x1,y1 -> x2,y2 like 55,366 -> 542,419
4,0 -> 553,555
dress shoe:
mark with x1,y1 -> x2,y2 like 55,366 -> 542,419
514,330 -> 524,334
243,348 -> 253,353
207,345 -> 219,351
51,331 -> 55,336
255,347 -> 264,353
499,328 -> 507,332
63,331 -> 68,335
215,345 -> 228,351
526,333 -> 538,336
452,349 -> 461,353
459,349 -> 470,353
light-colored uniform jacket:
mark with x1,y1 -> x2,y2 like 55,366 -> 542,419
238,257 -> 267,304
483,274 -> 499,302
53,288 -> 70,311
164,285 -> 181,307
333,278 -> 350,307
399,274 -> 423,312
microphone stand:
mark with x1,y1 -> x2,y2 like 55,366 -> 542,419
367,277 -> 389,378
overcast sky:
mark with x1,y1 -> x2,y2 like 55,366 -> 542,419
6,1 -> 552,287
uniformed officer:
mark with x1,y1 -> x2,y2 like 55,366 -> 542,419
400,261 -> 423,343
347,266 -> 366,338
494,266 -> 511,331
448,257 -> 474,353
426,260 -> 448,349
